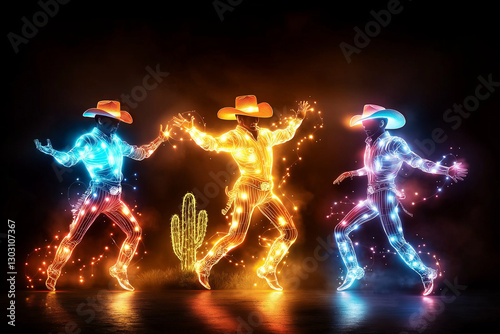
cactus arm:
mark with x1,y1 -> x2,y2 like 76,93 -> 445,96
195,210 -> 208,250
171,214 -> 183,261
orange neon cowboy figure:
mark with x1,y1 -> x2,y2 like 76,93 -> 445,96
173,95 -> 310,290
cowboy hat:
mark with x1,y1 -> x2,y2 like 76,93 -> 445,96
217,95 -> 273,120
350,104 -> 406,129
83,100 -> 133,124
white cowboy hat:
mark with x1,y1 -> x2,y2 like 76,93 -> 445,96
350,104 -> 406,129
217,95 -> 273,120
83,100 -> 133,124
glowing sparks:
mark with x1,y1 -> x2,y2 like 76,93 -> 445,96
332,109 -> 467,295
33,108 -> 166,291
176,98 -> 314,290
24,227 -> 148,290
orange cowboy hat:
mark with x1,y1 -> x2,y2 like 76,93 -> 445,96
83,100 -> 133,124
350,104 -> 406,129
217,95 -> 273,120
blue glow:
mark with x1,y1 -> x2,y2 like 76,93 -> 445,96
333,129 -> 467,294
35,121 -> 167,292
47,128 -> 159,187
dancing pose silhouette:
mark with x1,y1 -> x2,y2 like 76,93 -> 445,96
35,100 -> 169,291
173,95 -> 309,290
333,104 -> 467,295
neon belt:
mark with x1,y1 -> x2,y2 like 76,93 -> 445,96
221,176 -> 273,215
91,181 -> 122,196
367,182 -> 413,216
238,176 -> 272,192
367,182 -> 405,199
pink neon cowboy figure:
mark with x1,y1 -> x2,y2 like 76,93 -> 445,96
35,100 -> 169,291
333,104 -> 467,295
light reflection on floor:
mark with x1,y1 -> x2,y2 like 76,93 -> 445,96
16,289 -> 498,333
335,291 -> 368,330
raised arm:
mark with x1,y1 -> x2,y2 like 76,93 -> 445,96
390,137 -> 468,182
269,101 -> 309,146
122,124 -> 170,160
34,136 -> 88,167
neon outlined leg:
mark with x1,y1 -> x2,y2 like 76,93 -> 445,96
334,200 -> 378,291
105,199 -> 142,291
257,194 -> 298,290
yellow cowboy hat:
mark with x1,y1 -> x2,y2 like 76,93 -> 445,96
83,100 -> 133,124
350,104 -> 406,129
217,95 -> 273,120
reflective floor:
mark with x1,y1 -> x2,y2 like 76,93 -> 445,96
14,288 -> 499,333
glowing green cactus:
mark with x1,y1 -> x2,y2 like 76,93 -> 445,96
171,193 -> 208,271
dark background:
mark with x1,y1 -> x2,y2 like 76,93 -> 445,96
4,0 -> 498,292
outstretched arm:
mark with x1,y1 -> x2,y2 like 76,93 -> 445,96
333,167 -> 367,185
123,124 -> 170,160
269,101 -> 309,146
392,138 -> 468,182
172,113 -> 236,152
34,138 -> 85,167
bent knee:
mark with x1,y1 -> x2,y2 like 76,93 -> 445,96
334,221 -> 347,235
63,232 -> 84,247
129,225 -> 142,239
227,232 -> 246,246
388,235 -> 406,249
284,226 -> 298,243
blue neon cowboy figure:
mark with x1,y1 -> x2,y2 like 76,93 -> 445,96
35,100 -> 169,291
333,104 -> 468,295
50,122 -> 154,193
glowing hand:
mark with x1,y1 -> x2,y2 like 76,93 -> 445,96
172,113 -> 195,131
297,101 -> 311,119
34,139 -> 55,156
159,124 -> 171,142
447,162 -> 468,182
333,171 -> 353,185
